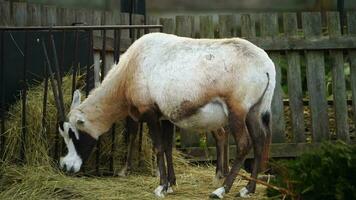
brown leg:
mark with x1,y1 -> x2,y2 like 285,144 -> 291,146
211,106 -> 251,199
239,109 -> 271,197
144,111 -> 168,197
212,128 -> 228,180
242,110 -> 265,195
221,128 -> 229,176
118,117 -> 139,177
162,120 -> 176,190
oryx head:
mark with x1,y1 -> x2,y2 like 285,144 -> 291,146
58,90 -> 97,173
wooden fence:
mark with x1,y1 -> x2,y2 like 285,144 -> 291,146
1,1 -> 355,160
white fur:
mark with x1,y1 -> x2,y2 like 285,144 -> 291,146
154,185 -> 166,198
211,187 -> 225,199
175,98 -> 228,131
239,187 -> 250,198
59,122 -> 82,172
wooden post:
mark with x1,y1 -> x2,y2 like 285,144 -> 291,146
260,13 -> 286,143
283,13 -> 306,143
199,15 -> 214,38
347,11 -> 356,132
75,9 -> 94,25
218,14 -> 236,38
327,12 -> 349,142
41,5 -> 57,26
159,18 -> 174,34
302,12 -> 329,142
241,14 -> 256,38
12,2 -> 27,26
120,13 -> 130,38
176,16 -> 194,37
27,4 -> 41,26
0,1 -> 11,26
60,8 -> 75,26
132,14 -> 145,38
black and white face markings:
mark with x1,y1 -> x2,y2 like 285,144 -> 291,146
58,121 -> 97,173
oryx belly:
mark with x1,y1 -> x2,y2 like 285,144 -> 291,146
174,98 -> 228,131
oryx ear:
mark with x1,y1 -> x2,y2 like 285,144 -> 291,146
71,90 -> 81,110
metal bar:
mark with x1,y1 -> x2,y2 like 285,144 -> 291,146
0,31 -> 5,155
41,61 -> 49,142
86,30 -> 93,96
20,32 -> 28,163
41,39 -> 64,121
101,29 -> 106,81
60,30 -> 66,79
0,25 -> 162,31
50,34 -> 65,121
71,29 -> 79,97
136,27 -> 141,39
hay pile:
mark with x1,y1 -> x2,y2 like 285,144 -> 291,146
0,163 -> 267,200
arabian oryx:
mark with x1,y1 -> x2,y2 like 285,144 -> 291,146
58,32 -> 275,198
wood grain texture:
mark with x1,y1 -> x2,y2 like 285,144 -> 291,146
176,15 -> 194,37
327,12 -> 349,142
159,18 -> 174,34
199,15 -> 214,38
283,12 -> 306,143
302,12 -> 329,142
13,2 -> 27,26
347,12 -> 356,132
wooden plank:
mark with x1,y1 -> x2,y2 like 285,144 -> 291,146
159,18 -> 174,34
302,12 -> 329,142
92,10 -> 103,37
347,11 -> 356,131
120,13 -> 130,40
132,14 -> 144,39
218,14 -> 236,38
283,13 -> 305,143
247,36 -> 356,51
241,14 -> 256,38
0,1 -> 11,26
12,2 -> 27,26
75,9 -> 94,25
176,16 -> 194,37
146,16 -> 159,33
260,13 -> 285,143
60,8 -> 75,26
27,4 -> 41,26
199,15 -> 214,38
327,12 -> 349,142
41,5 -> 57,26
181,143 -> 323,161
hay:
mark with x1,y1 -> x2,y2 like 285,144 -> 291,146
0,162 -> 267,200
